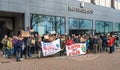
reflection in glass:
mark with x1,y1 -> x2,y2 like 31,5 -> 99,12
69,18 -> 93,29
114,22 -> 120,32
96,21 -> 113,33
31,14 -> 65,35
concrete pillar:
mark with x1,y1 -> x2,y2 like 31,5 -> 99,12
112,22 -> 115,32
91,0 -> 95,4
111,0 -> 115,9
92,20 -> 96,36
24,12 -> 30,31
65,17 -> 69,35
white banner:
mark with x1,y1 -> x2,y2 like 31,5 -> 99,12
66,43 -> 86,56
41,39 -> 61,56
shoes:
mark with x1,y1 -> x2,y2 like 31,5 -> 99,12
2,55 -> 5,58
20,58 -> 24,61
16,60 -> 21,62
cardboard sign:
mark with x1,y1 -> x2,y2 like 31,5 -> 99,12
21,31 -> 30,37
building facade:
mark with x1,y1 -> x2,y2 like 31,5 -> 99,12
0,0 -> 120,37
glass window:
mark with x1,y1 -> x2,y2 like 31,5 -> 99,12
95,0 -> 100,5
81,20 -> 93,29
115,0 -> 119,9
114,22 -> 120,32
69,18 -> 93,29
96,21 -> 113,33
100,0 -> 106,6
106,0 -> 111,7
31,14 -> 65,35
69,18 -> 79,29
84,0 -> 91,3
118,1 -> 120,9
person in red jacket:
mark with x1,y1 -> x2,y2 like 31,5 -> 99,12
66,36 -> 74,46
108,35 -> 115,53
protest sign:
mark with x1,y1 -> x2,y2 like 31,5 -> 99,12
66,43 -> 86,56
41,39 -> 61,56
21,30 -> 30,37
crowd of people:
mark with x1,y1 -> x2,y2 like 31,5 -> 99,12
0,31 -> 119,62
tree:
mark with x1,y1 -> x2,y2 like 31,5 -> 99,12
72,19 -> 85,29
54,17 -> 65,33
31,14 -> 43,29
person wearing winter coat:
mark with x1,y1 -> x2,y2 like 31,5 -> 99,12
1,35 -> 8,57
16,37 -> 24,62
6,37 -> 13,58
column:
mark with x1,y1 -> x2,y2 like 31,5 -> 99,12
111,0 -> 115,9
65,17 -> 69,35
112,22 -> 115,32
91,0 -> 95,4
24,12 -> 30,31
92,20 -> 95,36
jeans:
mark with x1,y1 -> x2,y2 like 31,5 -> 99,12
112,45 -> 115,52
2,45 -> 6,55
16,47 -> 22,61
6,48 -> 11,58
93,44 -> 98,53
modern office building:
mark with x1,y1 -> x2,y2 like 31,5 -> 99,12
0,0 -> 120,38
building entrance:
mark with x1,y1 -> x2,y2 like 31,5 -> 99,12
0,12 -> 24,48
69,29 -> 94,35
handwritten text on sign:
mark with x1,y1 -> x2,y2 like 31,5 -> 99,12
66,43 -> 86,56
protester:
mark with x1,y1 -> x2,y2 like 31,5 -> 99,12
93,35 -> 98,53
37,35 -> 42,58
6,37 -> 13,58
34,34 -> 39,53
74,36 -> 80,43
60,35 -> 66,56
12,36 -> 18,56
0,30 -> 119,62
80,34 -> 86,43
98,36 -> 103,53
66,36 -> 74,46
101,34 -> 108,52
26,36 -> 32,57
16,37 -> 24,62
108,34 -> 115,53
1,35 -> 8,57
31,34 -> 35,56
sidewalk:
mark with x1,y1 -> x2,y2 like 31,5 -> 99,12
0,48 -> 120,70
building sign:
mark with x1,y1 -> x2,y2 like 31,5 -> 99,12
68,6 -> 93,14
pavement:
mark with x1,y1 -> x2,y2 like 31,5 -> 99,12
0,48 -> 120,70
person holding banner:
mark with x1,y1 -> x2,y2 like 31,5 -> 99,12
37,35 -> 42,58
66,36 -> 74,46
60,35 -> 66,56
74,36 -> 80,43
80,34 -> 86,43
31,34 -> 36,56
